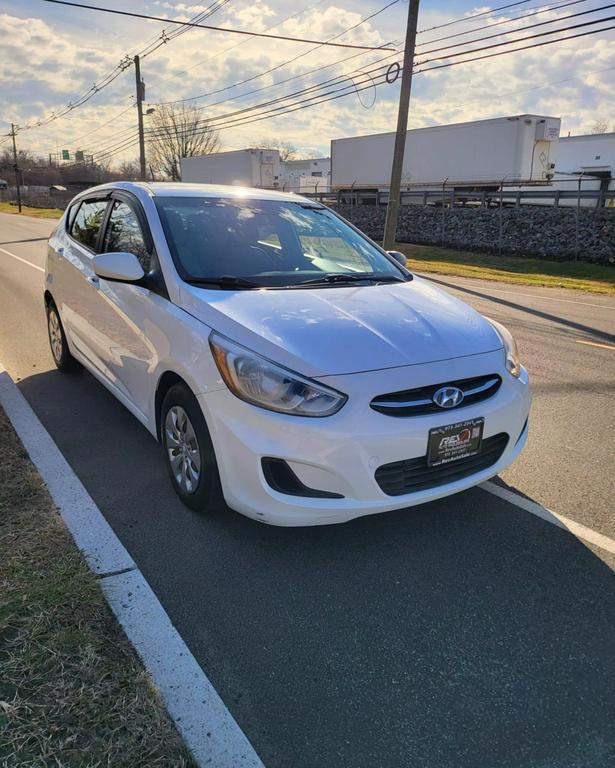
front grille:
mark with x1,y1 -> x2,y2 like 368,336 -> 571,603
370,374 -> 502,417
375,433 -> 509,496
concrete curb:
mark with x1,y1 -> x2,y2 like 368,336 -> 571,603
0,368 -> 265,768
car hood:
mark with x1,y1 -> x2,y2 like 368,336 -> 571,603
180,276 -> 503,377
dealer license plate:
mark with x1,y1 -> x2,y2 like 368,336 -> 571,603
427,418 -> 484,467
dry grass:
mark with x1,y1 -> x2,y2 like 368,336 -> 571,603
0,202 -> 63,219
0,409 -> 196,767
395,242 -> 615,296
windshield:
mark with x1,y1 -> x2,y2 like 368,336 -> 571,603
155,196 -> 407,288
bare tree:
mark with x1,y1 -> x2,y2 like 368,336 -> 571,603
0,148 -> 63,186
147,104 -> 221,181
114,159 -> 141,180
256,139 -> 297,161
590,117 -> 610,134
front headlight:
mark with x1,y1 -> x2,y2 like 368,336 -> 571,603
487,318 -> 521,378
209,333 -> 347,417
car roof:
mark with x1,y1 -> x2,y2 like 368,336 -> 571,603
109,181 -> 315,203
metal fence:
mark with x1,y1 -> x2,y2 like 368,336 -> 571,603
0,188 -> 73,210
303,177 -> 615,210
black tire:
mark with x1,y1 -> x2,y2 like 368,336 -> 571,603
160,383 -> 224,512
46,300 -> 81,373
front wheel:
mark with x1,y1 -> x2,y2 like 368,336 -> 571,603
46,301 -> 81,372
161,384 -> 224,512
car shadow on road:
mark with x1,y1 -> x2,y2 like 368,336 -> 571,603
425,275 -> 615,345
17,367 -> 615,768
0,237 -> 49,245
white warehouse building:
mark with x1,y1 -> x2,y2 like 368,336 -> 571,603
181,149 -> 331,192
279,157 -> 331,192
501,131 -> 615,207
557,131 -> 615,178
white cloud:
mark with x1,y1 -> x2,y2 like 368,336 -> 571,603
1,2 -> 614,163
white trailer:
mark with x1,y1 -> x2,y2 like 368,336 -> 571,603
331,114 -> 561,192
180,149 -> 281,188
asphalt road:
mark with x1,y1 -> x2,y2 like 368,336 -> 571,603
1,212 -> 614,768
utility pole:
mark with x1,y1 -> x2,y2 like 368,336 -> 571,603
382,0 -> 420,250
10,123 -> 22,213
134,55 -> 147,181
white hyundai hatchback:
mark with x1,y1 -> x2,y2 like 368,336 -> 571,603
45,182 -> 530,526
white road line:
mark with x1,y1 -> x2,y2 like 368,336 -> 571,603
481,481 -> 615,556
0,367 -> 265,768
420,274 -> 615,310
0,245 -> 44,273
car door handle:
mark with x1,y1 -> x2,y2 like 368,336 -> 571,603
87,275 -> 100,286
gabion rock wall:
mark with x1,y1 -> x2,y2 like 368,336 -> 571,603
332,204 -> 615,264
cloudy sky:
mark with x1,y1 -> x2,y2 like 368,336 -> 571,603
1,0 -> 614,164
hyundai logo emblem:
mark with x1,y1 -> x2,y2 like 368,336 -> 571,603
433,386 -> 464,409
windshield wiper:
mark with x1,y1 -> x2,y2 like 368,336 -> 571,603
186,275 -> 263,290
294,273 -> 409,287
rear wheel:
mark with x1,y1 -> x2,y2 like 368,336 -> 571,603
46,301 -> 81,372
161,383 -> 224,512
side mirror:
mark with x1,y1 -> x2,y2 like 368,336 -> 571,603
387,250 -> 407,266
93,251 -> 145,283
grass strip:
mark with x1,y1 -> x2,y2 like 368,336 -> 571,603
0,409 -> 196,767
0,202 -> 63,219
394,243 -> 615,295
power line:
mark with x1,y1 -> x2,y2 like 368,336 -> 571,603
418,2 -> 614,55
61,23 -> 615,165
144,13 -> 615,137
4,5 -> 235,165
146,59 -> 398,137
143,22 -> 615,138
41,0 -> 398,50
75,125 -> 140,159
39,2 -> 615,161
40,104 -> 136,154
417,0 -> 590,47
149,0 -> 564,95
150,0 -> 330,89
155,48 -> 401,115
8,0 -> 230,137
147,0 -> 597,114
14,59 -> 132,133
415,13 -> 615,66
417,0 -> 533,34
415,21 -> 615,72
42,52 -> 615,167
151,0 -> 401,107
60,132 -> 142,167
129,0 -> 232,59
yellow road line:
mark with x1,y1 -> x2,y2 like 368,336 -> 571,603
575,339 -> 615,351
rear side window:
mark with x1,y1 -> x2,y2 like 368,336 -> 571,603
70,200 -> 108,250
102,200 -> 150,272
66,203 -> 79,232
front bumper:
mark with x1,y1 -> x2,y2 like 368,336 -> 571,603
198,350 -> 531,526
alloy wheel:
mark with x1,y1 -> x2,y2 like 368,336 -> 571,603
48,309 -> 63,363
165,405 -> 202,494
